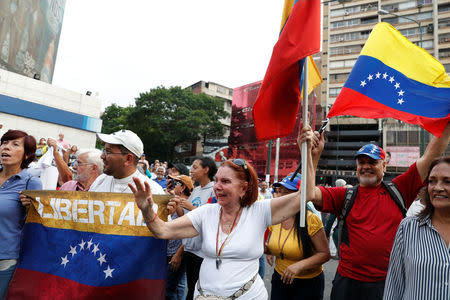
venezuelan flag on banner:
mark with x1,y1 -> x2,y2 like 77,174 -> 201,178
6,191 -> 171,300
253,0 -> 322,141
328,22 -> 450,137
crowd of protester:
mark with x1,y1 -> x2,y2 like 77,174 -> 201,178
0,122 -> 448,300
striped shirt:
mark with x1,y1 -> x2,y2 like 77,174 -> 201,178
383,216 -> 450,300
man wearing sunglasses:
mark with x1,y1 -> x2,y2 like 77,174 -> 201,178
89,130 -> 164,195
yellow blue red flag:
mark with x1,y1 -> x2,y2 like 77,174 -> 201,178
328,22 -> 450,137
6,191 -> 170,300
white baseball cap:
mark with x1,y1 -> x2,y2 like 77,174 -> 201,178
96,130 -> 143,158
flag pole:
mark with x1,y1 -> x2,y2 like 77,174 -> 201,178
300,57 -> 309,227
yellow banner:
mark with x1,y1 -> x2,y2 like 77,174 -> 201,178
23,190 -> 171,237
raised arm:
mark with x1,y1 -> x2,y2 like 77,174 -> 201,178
271,124 -> 319,225
130,177 -> 199,240
416,122 -> 450,181
47,138 -> 72,183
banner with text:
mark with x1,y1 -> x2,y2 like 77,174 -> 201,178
6,191 -> 171,300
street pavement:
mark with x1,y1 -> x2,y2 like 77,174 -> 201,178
263,256 -> 339,299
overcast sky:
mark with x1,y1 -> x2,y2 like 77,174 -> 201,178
52,0 -> 284,109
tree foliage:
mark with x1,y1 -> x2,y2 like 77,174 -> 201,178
101,86 -> 228,161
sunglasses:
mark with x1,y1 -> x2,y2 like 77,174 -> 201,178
233,159 -> 250,182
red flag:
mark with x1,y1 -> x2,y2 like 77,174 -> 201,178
252,0 -> 322,141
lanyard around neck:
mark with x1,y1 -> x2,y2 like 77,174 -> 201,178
216,207 -> 242,258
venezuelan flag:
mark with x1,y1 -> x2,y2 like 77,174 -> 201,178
252,0 -> 322,141
328,22 -> 450,137
6,191 -> 170,300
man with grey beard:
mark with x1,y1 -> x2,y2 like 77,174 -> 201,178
303,123 -> 450,300
59,149 -> 103,191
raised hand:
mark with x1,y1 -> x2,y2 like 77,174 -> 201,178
129,177 -> 154,215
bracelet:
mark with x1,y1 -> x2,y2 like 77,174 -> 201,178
148,213 -> 158,223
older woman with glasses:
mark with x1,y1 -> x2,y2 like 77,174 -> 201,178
130,126 -> 321,299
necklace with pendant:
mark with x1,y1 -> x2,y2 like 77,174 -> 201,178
278,224 -> 294,260
215,207 -> 242,269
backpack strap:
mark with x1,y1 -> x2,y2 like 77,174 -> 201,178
337,184 -> 359,256
381,181 -> 407,217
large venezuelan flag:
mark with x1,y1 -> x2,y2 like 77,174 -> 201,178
328,22 -> 450,137
6,191 -> 170,300
252,0 -> 322,141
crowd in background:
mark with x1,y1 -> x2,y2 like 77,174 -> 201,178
0,124 -> 449,300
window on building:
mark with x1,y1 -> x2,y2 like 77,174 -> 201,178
397,131 -> 407,145
329,88 -> 342,96
361,16 -> 377,25
344,59 -> 356,68
444,64 -> 450,73
398,1 -> 417,10
330,61 -> 344,69
438,18 -> 450,29
439,33 -> 450,43
439,48 -> 450,59
438,3 -> 450,13
387,131 -> 396,145
409,131 -> 419,144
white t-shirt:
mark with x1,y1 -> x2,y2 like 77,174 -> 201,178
406,199 -> 425,217
258,189 -> 273,200
182,181 -> 215,256
89,169 -> 165,195
187,200 -> 271,299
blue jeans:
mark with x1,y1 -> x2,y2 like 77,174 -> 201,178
258,255 -> 265,279
0,263 -> 16,300
166,256 -> 186,300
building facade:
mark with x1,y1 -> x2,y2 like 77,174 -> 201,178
187,81 -> 233,156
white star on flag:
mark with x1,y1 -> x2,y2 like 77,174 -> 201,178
394,83 -> 400,89
398,90 -> 405,96
78,239 -> 86,250
86,238 -> 93,250
375,72 -> 381,78
360,80 -> 367,87
367,74 -> 373,81
382,73 -> 388,79
98,253 -> 107,266
92,244 -> 100,256
69,245 -> 77,257
104,265 -> 114,279
61,255 -> 69,267
397,98 -> 404,105
389,76 -> 395,83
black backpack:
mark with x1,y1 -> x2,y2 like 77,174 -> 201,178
336,181 -> 406,255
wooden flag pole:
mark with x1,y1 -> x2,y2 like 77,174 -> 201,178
300,58 -> 309,227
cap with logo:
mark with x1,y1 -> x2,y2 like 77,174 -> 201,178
273,173 -> 301,191
355,144 -> 385,160
97,130 -> 143,158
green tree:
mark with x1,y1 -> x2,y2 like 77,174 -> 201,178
126,86 -> 228,161
100,104 -> 132,134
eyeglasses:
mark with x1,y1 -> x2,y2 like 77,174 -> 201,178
73,160 -> 93,167
233,159 -> 250,182
175,180 -> 184,186
102,149 -> 127,156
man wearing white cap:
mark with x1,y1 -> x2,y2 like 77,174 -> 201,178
89,129 -> 164,195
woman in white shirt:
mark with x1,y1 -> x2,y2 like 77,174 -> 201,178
130,126 -> 319,299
